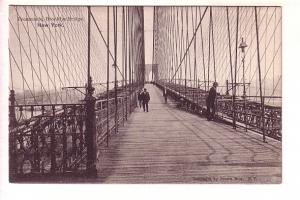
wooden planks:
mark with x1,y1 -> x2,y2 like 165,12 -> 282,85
96,84 -> 282,183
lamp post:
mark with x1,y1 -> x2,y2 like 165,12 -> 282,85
239,37 -> 247,97
239,37 -> 247,131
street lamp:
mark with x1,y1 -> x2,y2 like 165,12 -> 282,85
239,37 -> 247,98
239,37 -> 248,132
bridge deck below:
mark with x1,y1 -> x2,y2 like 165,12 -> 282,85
96,84 -> 281,183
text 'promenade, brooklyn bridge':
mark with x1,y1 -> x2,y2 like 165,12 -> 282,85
8,5 -> 281,183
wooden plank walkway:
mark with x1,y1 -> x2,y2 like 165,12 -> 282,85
96,84 -> 281,183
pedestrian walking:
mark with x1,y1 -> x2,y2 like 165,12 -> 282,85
137,89 -> 142,108
163,87 -> 168,103
206,82 -> 218,121
141,88 -> 150,112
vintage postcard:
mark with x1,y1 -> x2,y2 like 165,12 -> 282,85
6,4 -> 282,185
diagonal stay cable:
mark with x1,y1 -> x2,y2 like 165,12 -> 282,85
9,49 -> 44,104
170,6 -> 208,81
90,11 -> 124,79
267,75 -> 281,103
10,18 -> 62,103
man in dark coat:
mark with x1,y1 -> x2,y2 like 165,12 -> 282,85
206,82 -> 218,121
163,87 -> 168,103
141,88 -> 150,112
137,89 -> 142,108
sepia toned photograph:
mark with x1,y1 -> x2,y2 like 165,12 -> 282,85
7,5 -> 282,184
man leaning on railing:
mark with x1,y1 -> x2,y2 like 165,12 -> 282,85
206,82 -> 218,121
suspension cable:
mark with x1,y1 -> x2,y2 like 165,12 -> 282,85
170,6 -> 208,82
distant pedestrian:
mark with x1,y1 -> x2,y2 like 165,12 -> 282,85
163,87 -> 168,103
206,82 -> 218,121
141,88 -> 150,112
137,89 -> 142,108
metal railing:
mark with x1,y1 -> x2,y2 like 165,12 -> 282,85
154,81 -> 281,141
9,87 -> 138,180
9,102 -> 87,178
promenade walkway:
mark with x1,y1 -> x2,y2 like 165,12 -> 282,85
96,84 -> 281,183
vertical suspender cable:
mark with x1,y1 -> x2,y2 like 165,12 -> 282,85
152,7 -> 156,82
122,6 -> 125,124
233,7 -> 239,128
106,6 -> 110,146
193,7 -> 197,89
226,7 -> 236,129
175,8 -> 179,89
113,6 -> 118,134
87,6 -> 91,89
210,7 -> 216,82
199,7 -> 207,92
188,7 -> 192,88
254,7 -> 266,142
184,7 -> 188,97
128,8 -> 132,112
125,6 -> 128,120
234,7 -> 239,94
208,7 -> 211,90
180,7 -> 183,90
272,9 -> 276,104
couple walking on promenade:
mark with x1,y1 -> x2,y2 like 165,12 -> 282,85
137,88 -> 150,112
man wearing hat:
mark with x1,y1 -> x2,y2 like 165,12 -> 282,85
141,88 -> 150,112
206,82 -> 218,121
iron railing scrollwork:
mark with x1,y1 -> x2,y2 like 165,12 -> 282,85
155,81 -> 281,141
9,87 -> 139,180
9,98 -> 87,178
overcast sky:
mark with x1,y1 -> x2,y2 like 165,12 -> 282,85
144,7 -> 153,64
8,6 -> 282,103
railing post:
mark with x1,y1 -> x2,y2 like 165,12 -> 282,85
50,106 -> 57,173
85,6 -> 97,177
9,90 -> 17,128
262,97 -> 266,142
226,80 -> 229,95
79,105 -> 84,157
72,105 -> 77,156
232,88 -> 237,129
122,98 -> 125,125
62,105 -> 67,172
244,99 -> 248,132
9,90 -> 17,178
85,77 -> 97,177
32,126 -> 40,173
125,94 -> 128,120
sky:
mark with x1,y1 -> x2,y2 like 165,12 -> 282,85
143,7 -> 153,64
8,6 -> 282,104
